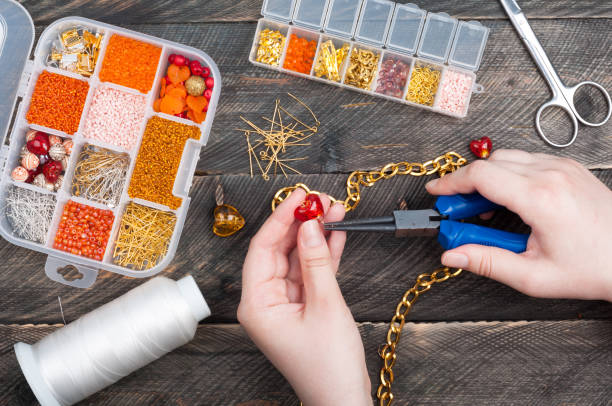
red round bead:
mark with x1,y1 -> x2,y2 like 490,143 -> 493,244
27,134 -> 50,155
205,77 -> 214,89
173,55 -> 186,66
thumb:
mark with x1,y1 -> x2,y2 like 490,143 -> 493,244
441,244 -> 534,292
298,220 -> 343,307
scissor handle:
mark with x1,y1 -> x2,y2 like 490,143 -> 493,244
565,81 -> 612,127
535,99 -> 579,148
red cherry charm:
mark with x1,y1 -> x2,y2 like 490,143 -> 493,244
470,136 -> 493,159
173,55 -> 186,66
205,77 -> 214,89
42,160 -> 62,183
27,134 -> 50,155
201,67 -> 211,78
204,89 -> 212,101
294,194 -> 324,222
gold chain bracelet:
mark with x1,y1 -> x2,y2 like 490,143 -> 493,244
272,152 -> 468,405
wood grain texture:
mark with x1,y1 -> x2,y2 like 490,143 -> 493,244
51,20 -> 607,172
20,0 -> 612,25
1,171 -> 611,325
2,321 -> 612,405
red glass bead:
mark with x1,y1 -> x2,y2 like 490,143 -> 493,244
470,136 -> 493,159
201,67 -> 211,78
294,193 -> 324,222
168,54 -> 176,64
205,76 -> 214,89
43,160 -> 62,183
173,55 -> 186,66
204,89 -> 212,101
27,134 -> 50,155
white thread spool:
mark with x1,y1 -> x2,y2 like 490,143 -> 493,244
14,275 -> 211,406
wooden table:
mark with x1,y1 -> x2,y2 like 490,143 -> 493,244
2,1 -> 611,404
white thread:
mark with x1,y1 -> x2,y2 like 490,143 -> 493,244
15,276 -> 211,406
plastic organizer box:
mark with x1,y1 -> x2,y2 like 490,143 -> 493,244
0,0 -> 221,288
249,0 -> 489,118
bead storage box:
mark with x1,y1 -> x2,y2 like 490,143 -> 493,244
0,0 -> 221,288
249,0 -> 490,118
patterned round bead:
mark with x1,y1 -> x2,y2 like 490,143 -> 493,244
21,152 -> 40,170
11,166 -> 29,182
49,144 -> 66,161
25,129 -> 38,142
49,135 -> 63,146
19,145 -> 29,159
63,139 -> 74,155
54,175 -> 64,191
32,173 -> 47,188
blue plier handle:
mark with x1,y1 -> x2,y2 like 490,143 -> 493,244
435,194 -> 528,253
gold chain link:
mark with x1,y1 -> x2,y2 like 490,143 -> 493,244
272,151 -> 467,212
271,151 -> 468,406
376,266 -> 463,405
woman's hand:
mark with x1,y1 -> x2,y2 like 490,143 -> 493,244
426,149 -> 612,302
237,188 -> 372,406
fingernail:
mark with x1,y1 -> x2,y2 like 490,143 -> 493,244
442,252 -> 469,268
302,220 -> 325,247
425,179 -> 438,189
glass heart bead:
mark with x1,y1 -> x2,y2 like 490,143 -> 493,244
469,136 -> 492,159
294,193 -> 324,222
213,204 -> 245,237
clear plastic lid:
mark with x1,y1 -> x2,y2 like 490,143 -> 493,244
293,0 -> 330,29
262,0 -> 297,22
354,0 -> 394,45
448,21 -> 489,71
385,3 -> 425,54
323,0 -> 363,38
416,12 -> 458,63
0,0 -> 34,144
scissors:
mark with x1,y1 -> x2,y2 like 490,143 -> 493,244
324,193 -> 529,253
500,0 -> 611,148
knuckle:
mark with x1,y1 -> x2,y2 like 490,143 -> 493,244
304,254 -> 332,270
475,249 -> 494,279
466,159 -> 489,178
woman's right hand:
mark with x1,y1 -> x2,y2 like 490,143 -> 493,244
426,150 -> 612,302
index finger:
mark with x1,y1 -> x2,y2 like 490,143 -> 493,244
425,160 -> 529,215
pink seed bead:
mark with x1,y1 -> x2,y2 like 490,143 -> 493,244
83,85 -> 147,150
437,70 -> 474,116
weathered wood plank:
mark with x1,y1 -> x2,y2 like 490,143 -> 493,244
20,0 -> 612,25
45,20 -> 607,172
1,171 -> 611,325
2,321 -> 612,405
